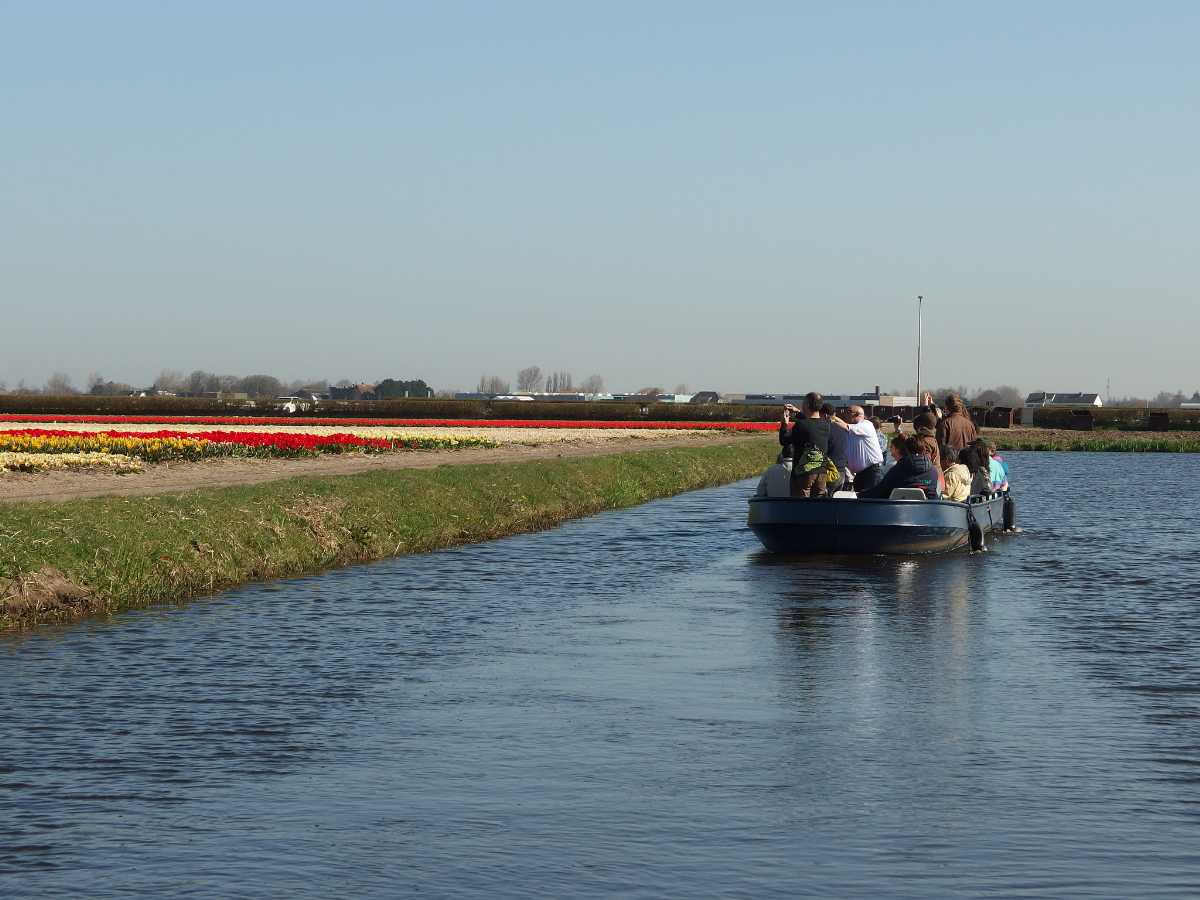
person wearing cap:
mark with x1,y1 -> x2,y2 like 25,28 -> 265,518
829,405 -> 886,491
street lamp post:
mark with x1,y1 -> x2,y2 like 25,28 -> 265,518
916,295 -> 923,406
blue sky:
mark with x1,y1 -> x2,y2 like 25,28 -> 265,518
2,2 -> 1197,395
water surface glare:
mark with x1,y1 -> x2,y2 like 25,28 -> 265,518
2,452 -> 1199,897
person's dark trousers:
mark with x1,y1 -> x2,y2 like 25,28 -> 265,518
853,464 -> 883,492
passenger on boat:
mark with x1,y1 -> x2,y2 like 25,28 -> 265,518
829,405 -> 886,491
860,435 -> 942,500
960,445 -> 993,496
936,394 -> 978,456
941,441 -> 972,502
819,403 -> 848,494
870,417 -> 893,471
912,411 -> 942,472
975,439 -> 1010,491
778,393 -> 831,498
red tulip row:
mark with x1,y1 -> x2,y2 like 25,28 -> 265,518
1,428 -> 496,461
0,413 -> 776,431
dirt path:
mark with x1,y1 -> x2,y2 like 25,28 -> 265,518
0,433 -> 763,505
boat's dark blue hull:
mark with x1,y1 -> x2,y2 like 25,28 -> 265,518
748,494 -> 1007,555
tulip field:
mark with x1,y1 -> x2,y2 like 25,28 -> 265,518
0,425 -> 497,472
0,414 -> 769,475
0,413 -> 777,431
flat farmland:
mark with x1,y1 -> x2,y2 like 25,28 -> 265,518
0,419 -> 765,504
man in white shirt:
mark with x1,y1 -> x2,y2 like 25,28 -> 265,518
830,405 -> 885,491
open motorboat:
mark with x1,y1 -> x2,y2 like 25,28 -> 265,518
747,486 -> 1013,555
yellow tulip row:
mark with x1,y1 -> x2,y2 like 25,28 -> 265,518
0,451 -> 144,473
0,432 -> 215,462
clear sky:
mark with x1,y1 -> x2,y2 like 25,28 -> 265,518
3,2 -> 1197,396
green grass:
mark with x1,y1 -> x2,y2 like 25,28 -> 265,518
992,432 -> 1200,452
0,438 -> 775,632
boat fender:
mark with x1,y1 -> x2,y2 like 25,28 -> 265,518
1003,493 -> 1016,532
967,508 -> 986,553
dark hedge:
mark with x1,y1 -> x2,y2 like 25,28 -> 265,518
0,394 -> 778,422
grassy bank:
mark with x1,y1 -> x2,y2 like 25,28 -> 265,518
0,438 -> 775,632
986,428 -> 1200,452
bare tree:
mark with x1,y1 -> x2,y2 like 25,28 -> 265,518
154,370 -> 186,392
237,374 -> 284,398
674,383 -> 690,395
927,385 -> 974,404
186,370 -> 220,395
546,371 -> 573,392
516,366 -> 543,392
974,385 -> 1023,407
637,386 -> 663,396
45,372 -> 77,395
478,374 -> 510,395
580,374 -> 604,394
218,374 -> 241,393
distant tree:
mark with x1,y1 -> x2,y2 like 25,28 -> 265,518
290,378 -> 329,395
974,385 -> 1023,407
478,375 -> 510,395
1151,390 -> 1186,408
218,374 -> 241,393
1109,395 -> 1149,408
44,372 -> 77,395
237,374 -> 284,398
14,380 -> 39,395
545,371 -> 573,392
674,383 -> 690,394
580,374 -> 604,394
89,375 -> 133,396
376,378 -> 431,399
0,380 -> 7,393
516,366 -> 543,392
153,370 -> 185,392
928,385 -> 974,404
636,386 -> 663,396
185,370 -> 220,395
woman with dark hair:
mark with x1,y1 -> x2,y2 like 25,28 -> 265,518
860,435 -> 941,499
960,445 -> 992,497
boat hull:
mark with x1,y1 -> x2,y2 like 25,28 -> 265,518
748,494 -> 1006,555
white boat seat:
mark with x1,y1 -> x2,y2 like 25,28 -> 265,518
832,490 -> 858,499
889,487 -> 926,501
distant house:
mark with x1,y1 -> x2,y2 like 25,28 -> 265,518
1025,392 -> 1103,408
329,383 -> 377,401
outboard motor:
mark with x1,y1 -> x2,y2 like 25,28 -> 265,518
1003,493 -> 1016,532
967,507 -> 986,553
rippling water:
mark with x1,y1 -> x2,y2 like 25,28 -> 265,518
2,452 -> 1198,898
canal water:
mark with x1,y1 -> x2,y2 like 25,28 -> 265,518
2,452 -> 1198,898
